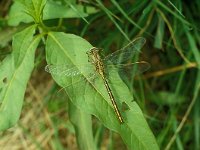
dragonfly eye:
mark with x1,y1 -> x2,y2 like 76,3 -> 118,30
86,48 -> 94,55
86,51 -> 90,55
90,47 -> 99,52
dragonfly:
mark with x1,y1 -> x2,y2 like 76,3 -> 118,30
45,37 -> 150,123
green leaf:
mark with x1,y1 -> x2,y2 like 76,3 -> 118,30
184,26 -> 200,66
95,0 -> 130,41
0,25 -> 41,131
69,101 -> 97,150
155,0 -> 191,27
45,32 -> 159,150
154,15 -> 165,49
0,28 -> 18,48
149,91 -> 185,105
18,0 -> 47,23
43,1 -> 96,21
8,1 -> 33,26
8,1 -> 97,26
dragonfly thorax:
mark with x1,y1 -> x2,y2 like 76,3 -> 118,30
87,47 -> 106,77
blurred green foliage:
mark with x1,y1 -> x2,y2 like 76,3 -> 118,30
0,0 -> 200,150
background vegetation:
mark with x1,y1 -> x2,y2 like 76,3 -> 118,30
0,0 -> 200,150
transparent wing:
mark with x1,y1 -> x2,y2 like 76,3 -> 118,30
45,64 -> 94,77
104,37 -> 146,65
106,61 -> 150,76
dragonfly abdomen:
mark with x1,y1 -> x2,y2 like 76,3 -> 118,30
103,79 -> 124,123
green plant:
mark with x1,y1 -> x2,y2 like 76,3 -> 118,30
0,0 -> 159,150
1,0 -> 200,149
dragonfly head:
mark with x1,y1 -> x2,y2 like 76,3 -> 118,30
86,47 -> 101,63
86,47 -> 99,54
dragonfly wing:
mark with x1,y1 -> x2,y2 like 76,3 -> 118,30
45,64 -> 79,76
45,64 -> 93,77
104,37 -> 146,65
106,61 -> 150,76
55,72 -> 99,94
